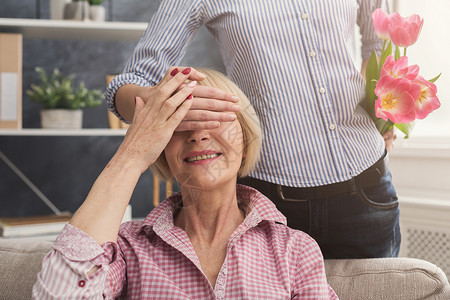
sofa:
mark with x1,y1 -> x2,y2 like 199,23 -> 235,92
1,238 -> 449,299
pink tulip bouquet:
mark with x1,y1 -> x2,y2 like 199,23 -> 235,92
366,8 -> 441,138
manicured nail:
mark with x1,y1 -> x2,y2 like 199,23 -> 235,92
182,67 -> 192,75
198,71 -> 206,79
170,68 -> 179,76
231,104 -> 240,111
188,81 -> 197,88
228,114 -> 237,121
186,94 -> 193,100
231,95 -> 239,102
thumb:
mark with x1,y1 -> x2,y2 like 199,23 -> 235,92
132,96 -> 146,122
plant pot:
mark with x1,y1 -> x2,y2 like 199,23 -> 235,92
89,5 -> 105,22
50,0 -> 70,20
63,2 -> 90,21
41,109 -> 83,129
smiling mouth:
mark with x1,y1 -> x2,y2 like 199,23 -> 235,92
184,153 -> 222,163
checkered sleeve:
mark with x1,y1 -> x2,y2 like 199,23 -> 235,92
291,233 -> 339,299
32,224 -> 126,300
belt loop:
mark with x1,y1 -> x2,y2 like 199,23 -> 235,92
349,177 -> 357,195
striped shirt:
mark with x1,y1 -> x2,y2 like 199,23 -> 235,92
32,185 -> 338,299
105,0 -> 388,187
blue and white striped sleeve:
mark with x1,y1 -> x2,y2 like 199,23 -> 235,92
104,0 -> 204,121
357,0 -> 389,59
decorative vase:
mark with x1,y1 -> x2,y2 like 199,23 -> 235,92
50,0 -> 70,20
41,109 -> 83,129
89,5 -> 105,22
63,1 -> 90,21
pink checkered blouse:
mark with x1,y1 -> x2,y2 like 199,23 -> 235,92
33,185 -> 337,299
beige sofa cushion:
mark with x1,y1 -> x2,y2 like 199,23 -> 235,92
1,239 -> 449,300
0,239 -> 52,300
325,258 -> 450,299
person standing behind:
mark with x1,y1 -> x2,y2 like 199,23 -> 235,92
105,0 -> 399,259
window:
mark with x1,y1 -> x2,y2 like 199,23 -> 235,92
392,0 -> 449,137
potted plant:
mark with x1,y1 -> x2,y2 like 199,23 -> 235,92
27,67 -> 103,129
63,0 -> 90,21
88,0 -> 105,22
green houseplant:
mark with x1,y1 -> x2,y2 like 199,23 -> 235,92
27,67 -> 103,129
88,0 -> 105,21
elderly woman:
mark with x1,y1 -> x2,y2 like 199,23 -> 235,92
32,68 -> 337,299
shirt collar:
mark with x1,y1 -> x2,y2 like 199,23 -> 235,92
140,184 -> 287,234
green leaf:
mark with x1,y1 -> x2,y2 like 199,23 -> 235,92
365,50 -> 379,115
379,41 -> 392,76
374,118 -> 394,135
395,122 -> 415,139
395,46 -> 401,60
428,73 -> 442,83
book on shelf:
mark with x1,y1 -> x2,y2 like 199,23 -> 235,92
0,33 -> 22,129
0,213 -> 72,238
0,205 -> 132,239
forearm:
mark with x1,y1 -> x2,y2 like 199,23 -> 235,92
70,153 -> 142,245
115,84 -> 153,123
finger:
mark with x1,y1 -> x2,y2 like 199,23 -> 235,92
155,82 -> 197,122
156,66 -> 181,86
165,99 -> 194,130
132,96 -> 146,123
158,66 -> 206,87
189,97 -> 241,112
175,120 -> 221,132
182,110 -> 237,122
184,67 -> 206,81
192,85 -> 239,103
155,69 -> 197,106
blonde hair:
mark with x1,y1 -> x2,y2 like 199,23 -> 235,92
150,68 -> 262,180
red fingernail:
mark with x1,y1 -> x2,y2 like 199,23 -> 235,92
170,68 -> 179,76
186,94 -> 193,100
182,67 -> 191,75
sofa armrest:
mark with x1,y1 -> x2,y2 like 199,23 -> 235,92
325,258 -> 450,300
0,238 -> 52,300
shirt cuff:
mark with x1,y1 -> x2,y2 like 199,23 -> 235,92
53,224 -> 118,266
104,73 -> 154,124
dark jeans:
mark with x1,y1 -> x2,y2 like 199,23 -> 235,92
239,171 -> 401,259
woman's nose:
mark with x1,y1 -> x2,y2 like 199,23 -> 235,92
186,130 -> 211,144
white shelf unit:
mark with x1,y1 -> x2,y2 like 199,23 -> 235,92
0,129 -> 127,136
0,18 -> 147,41
0,18 -> 139,215
0,17 -> 139,132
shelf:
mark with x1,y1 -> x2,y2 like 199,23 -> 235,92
0,18 -> 147,41
0,128 -> 127,136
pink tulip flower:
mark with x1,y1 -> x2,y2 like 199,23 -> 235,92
413,76 -> 441,119
372,8 -> 391,40
374,75 -> 421,123
381,55 -> 419,80
388,12 -> 424,48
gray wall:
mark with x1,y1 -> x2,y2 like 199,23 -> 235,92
0,0 -> 224,218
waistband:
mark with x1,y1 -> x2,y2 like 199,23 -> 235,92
267,152 -> 389,201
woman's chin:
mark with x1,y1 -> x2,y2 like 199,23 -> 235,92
176,172 -> 236,191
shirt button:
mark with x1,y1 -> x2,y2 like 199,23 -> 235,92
301,13 -> 309,20
78,280 -> 86,288
329,124 -> 336,131
222,268 -> 228,275
309,50 -> 316,57
319,87 -> 326,94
